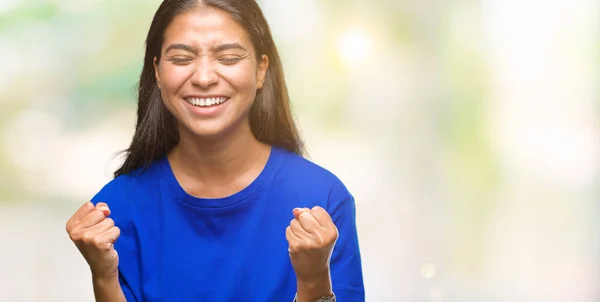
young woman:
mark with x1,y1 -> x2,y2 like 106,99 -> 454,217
65,1 -> 364,301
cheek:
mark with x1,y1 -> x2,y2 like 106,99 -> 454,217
222,64 -> 258,93
160,65 -> 193,92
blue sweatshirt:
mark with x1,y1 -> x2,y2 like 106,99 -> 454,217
91,146 -> 365,301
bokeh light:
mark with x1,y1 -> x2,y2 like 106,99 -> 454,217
337,28 -> 372,66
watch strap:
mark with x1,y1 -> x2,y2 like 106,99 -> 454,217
293,292 -> 336,302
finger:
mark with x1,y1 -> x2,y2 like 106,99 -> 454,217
77,209 -> 108,229
286,226 -> 301,253
96,227 -> 121,248
296,210 -> 321,234
68,202 -> 95,227
88,218 -> 115,234
310,206 -> 333,228
285,225 -> 301,242
293,207 -> 310,218
290,218 -> 311,239
95,202 -> 111,217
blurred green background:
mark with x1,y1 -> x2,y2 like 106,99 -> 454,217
0,0 -> 598,301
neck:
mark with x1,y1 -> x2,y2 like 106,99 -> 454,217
168,122 -> 271,197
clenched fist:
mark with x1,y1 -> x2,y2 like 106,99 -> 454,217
286,206 -> 338,281
66,202 -> 121,279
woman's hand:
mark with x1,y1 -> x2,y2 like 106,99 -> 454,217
66,202 -> 121,279
286,206 -> 338,285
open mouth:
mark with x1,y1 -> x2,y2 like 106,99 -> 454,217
184,97 -> 229,107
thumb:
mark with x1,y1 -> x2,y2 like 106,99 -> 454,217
293,207 -> 310,218
96,203 -> 111,217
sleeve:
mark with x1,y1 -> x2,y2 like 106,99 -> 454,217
91,176 -> 142,302
119,273 -> 138,302
327,190 -> 366,301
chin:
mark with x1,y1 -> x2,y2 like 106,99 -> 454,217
177,109 -> 251,141
187,126 -> 228,140
182,120 -> 239,141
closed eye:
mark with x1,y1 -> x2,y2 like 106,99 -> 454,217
167,57 -> 193,65
218,57 -> 243,65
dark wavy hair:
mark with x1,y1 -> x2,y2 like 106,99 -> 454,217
114,0 -> 305,177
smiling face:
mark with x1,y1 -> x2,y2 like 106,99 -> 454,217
154,6 -> 269,141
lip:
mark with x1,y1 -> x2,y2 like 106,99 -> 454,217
183,94 -> 229,99
181,95 -> 230,117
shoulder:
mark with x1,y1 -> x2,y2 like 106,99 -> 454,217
90,174 -> 134,204
90,159 -> 163,225
91,161 -> 161,203
274,148 -> 353,205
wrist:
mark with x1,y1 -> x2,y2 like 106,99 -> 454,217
91,271 -> 126,302
91,264 -> 118,279
91,270 -> 119,285
296,271 -> 332,302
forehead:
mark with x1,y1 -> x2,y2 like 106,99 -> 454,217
163,7 -> 252,51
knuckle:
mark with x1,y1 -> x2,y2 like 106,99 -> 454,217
290,219 -> 299,228
82,232 -> 95,244
92,236 -> 104,247
300,240 -> 312,249
68,230 -> 81,241
311,206 -> 323,212
316,235 -> 327,246
65,221 -> 73,233
305,242 -> 317,250
289,242 -> 301,252
329,228 -> 339,240
99,242 -> 112,251
105,218 -> 115,227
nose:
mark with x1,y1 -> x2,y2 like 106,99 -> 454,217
191,58 -> 219,88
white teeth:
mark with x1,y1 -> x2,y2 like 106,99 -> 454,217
187,97 -> 227,107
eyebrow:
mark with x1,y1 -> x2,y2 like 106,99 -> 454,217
212,43 -> 247,53
164,43 -> 247,54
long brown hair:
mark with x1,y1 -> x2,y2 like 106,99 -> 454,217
114,0 -> 305,177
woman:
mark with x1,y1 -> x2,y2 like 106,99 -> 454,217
65,0 -> 364,301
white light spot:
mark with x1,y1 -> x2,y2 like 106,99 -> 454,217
420,263 -> 437,279
338,29 -> 371,65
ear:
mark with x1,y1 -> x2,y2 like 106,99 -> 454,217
153,57 -> 162,90
256,54 -> 269,89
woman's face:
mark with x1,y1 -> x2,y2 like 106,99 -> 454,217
154,7 -> 268,140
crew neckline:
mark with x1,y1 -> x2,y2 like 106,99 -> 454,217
159,146 -> 283,208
